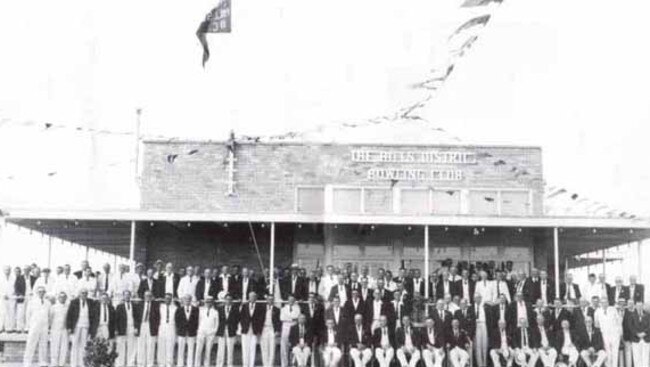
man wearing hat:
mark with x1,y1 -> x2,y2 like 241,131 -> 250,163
195,296 -> 219,367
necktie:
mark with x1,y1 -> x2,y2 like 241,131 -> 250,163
104,304 -> 108,322
208,308 -> 211,317
82,299 -> 86,308
144,303 -> 149,321
497,282 -> 501,296
166,305 -> 170,323
290,305 -> 293,313
300,325 -> 304,338
127,302 -> 130,312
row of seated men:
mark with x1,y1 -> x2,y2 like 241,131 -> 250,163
21,278 -> 650,367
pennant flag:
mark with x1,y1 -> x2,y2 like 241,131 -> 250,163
461,0 -> 503,7
196,0 -> 232,67
451,14 -> 491,38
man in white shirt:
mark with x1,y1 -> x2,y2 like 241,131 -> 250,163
396,316 -> 421,367
319,266 -> 338,300
474,294 -> 489,367
584,274 -> 600,302
195,297 -> 219,367
96,293 -> 114,342
131,264 -> 145,297
33,268 -> 55,299
280,294 -> 301,367
475,271 -> 495,304
78,267 -> 98,299
112,264 -> 134,305
580,316 -> 607,367
593,297 -> 622,367
490,320 -> 513,367
0,265 -> 12,332
97,263 -> 112,297
23,286 -> 50,367
558,320 -> 579,367
137,291 -> 158,367
350,313 -> 372,367
321,318 -> 342,367
68,289 -> 97,367
157,293 -> 177,367
116,290 -> 138,367
290,314 -> 312,367
421,317 -> 444,367
178,266 -> 200,301
55,264 -> 77,299
494,272 -> 512,304
50,292 -> 70,367
261,295 -> 279,367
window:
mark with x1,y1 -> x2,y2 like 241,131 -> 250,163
469,190 -> 498,215
431,189 -> 461,214
332,188 -> 362,214
401,189 -> 430,214
500,190 -> 530,216
296,187 -> 325,213
364,188 -> 393,214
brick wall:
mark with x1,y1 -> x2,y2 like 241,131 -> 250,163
140,141 -> 544,215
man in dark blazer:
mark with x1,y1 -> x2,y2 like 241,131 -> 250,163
96,292 -> 116,341
372,315 -> 395,367
195,268 -> 217,302
537,271 -> 555,306
290,314 -> 314,367
436,272 -> 454,300
578,316 -> 607,367
344,289 -> 366,326
302,292 -> 325,341
512,317 -> 537,367
305,270 -> 321,298
431,299 -> 452,338
454,298 -> 476,341
395,315 -> 421,367
559,274 -> 581,302
404,269 -> 425,297
325,296 -> 347,330
531,313 -> 557,367
239,292 -> 263,367
160,263 -> 180,299
115,290 -> 141,367
375,279 -> 394,303
66,289 -> 99,367
329,277 -> 351,303
421,316 -> 445,367
489,319 -> 513,367
448,318 -> 471,367
628,276 -> 645,303
626,301 -> 650,367
136,290 -> 160,367
455,269 -> 475,305
175,294 -> 199,367
321,318 -> 343,367
506,292 -> 533,331
217,293 -> 240,367
609,277 -> 629,305
138,268 -> 160,299
390,290 -> 412,329
282,265 -> 307,301
232,267 -> 255,302
552,319 -> 580,367
348,313 -> 372,367
365,289 -> 388,332
215,265 -> 232,296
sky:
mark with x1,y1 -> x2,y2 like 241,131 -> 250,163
0,0 -> 649,216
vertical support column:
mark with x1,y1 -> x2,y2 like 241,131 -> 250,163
602,248 -> 606,277
129,221 -> 136,268
269,222 -> 276,296
553,227 -> 560,299
0,216 -> 5,261
637,241 -> 643,280
85,247 -> 90,261
424,225 -> 430,304
47,236 -> 53,269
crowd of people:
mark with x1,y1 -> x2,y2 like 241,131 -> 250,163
0,259 -> 648,367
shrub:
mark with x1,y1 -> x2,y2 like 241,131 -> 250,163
83,337 -> 118,367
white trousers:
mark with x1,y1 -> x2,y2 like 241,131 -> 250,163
96,324 -> 111,340
70,326 -> 89,367
490,349 -> 513,367
396,347 -> 421,367
261,327 -> 276,367
281,323 -> 293,367
375,347 -> 395,367
321,346 -> 342,367
350,348 -> 372,367
137,326 -> 157,367
474,322 -> 488,367
177,336 -> 196,367
157,324 -> 176,367
217,334 -> 235,367
23,323 -> 49,367
241,331 -> 258,367
292,345 -> 312,367
632,341 -> 649,367
50,328 -> 69,367
581,350 -> 607,367
116,329 -> 138,367
604,335 -> 621,367
514,348 -> 538,367
450,347 -> 470,367
624,342 -> 633,367
195,332 -> 215,367
560,346 -> 580,366
422,348 -> 445,367
537,348 -> 558,367
17,299 -> 27,331
0,297 -> 7,331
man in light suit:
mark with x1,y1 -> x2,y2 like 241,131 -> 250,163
157,293 -> 177,367
22,286 -> 50,367
50,292 -> 70,367
195,297 -> 219,367
475,271 -> 494,304
136,291 -> 160,367
594,297 -> 622,367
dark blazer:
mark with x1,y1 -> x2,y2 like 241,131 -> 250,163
231,277 -> 258,300
175,306 -> 199,337
217,305 -> 240,336
375,288 -> 394,303
511,327 -> 534,349
506,301 -> 533,330
304,278 -> 321,298
135,301 -> 160,336
432,309 -> 453,337
347,324 -> 372,347
447,329 -> 469,349
256,304 -> 281,333
66,298 -> 99,337
215,275 -> 232,295
420,327 -> 445,348
404,277 -> 426,297
302,302 -> 325,337
328,284 -> 351,302
559,283 -> 582,301
324,306 -> 347,329
530,324 -> 553,349
625,311 -> 650,343
395,327 -> 421,348
436,280 -> 455,299
488,329 -> 512,350
553,329 -> 580,351
95,302 -> 116,339
372,327 -> 396,348
289,323 -> 314,346
344,298 -> 366,322
159,273 -> 180,298
240,302 -> 264,335
454,308 -> 477,338
578,327 -> 605,350
629,284 -> 645,303
137,278 -> 160,299
281,276 -> 307,300
195,277 -> 217,301
454,279 -> 476,304
115,302 -> 142,336
364,300 -> 388,330
320,328 -> 343,348
609,286 -> 630,305
531,279 -> 555,304
14,275 -> 26,304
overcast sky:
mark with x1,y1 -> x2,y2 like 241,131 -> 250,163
0,0 -> 648,216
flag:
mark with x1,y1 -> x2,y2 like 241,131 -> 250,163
196,0 -> 232,67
